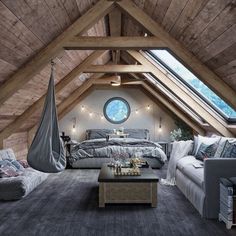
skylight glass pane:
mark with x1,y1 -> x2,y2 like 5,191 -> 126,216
150,49 -> 236,119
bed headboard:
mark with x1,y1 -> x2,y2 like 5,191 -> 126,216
86,129 -> 149,140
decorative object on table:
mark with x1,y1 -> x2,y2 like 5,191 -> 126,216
130,157 -> 148,168
114,167 -> 141,176
170,117 -> 193,141
219,177 -> 236,229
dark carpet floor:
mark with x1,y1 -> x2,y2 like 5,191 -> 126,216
0,166 -> 236,236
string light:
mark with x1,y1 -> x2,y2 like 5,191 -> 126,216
79,104 -> 152,120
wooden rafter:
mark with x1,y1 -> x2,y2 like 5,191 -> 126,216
83,65 -> 150,73
140,82 -> 205,135
116,0 -> 236,110
0,51 -> 106,145
0,0 -> 115,107
64,36 -> 165,50
127,50 -> 233,137
109,7 -> 122,63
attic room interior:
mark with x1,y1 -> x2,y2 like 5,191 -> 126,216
0,0 -> 236,235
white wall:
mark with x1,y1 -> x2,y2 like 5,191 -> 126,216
59,88 -> 176,142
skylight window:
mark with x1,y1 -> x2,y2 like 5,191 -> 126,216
149,49 -> 236,121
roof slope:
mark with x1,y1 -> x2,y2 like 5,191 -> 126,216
0,0 -> 235,144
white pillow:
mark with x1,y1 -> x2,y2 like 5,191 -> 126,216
193,135 -> 221,156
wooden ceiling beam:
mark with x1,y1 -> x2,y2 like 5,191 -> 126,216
127,50 -> 233,137
116,0 -> 236,110
83,65 -> 150,73
0,0 -> 115,107
109,7 -> 122,63
64,36 -> 166,50
0,51 -> 105,144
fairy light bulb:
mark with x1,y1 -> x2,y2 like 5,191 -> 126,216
135,109 -> 139,114
147,105 -> 150,110
89,112 -> 93,117
101,115 -> 104,120
81,105 -> 85,111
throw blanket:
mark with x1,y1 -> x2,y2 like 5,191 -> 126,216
69,138 -> 167,164
161,140 -> 193,186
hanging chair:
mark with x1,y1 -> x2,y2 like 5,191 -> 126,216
27,61 -> 66,173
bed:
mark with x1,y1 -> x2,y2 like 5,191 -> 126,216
69,129 -> 167,169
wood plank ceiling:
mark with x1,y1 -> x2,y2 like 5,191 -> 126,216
0,0 -> 235,140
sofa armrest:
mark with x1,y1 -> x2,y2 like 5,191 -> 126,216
204,158 -> 236,218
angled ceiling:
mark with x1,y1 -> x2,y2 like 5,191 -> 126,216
0,0 -> 235,146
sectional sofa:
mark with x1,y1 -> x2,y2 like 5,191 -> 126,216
175,136 -> 236,219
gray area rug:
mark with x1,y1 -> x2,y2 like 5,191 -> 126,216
0,166 -> 235,236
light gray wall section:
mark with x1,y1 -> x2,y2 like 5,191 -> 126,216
59,88 -> 176,142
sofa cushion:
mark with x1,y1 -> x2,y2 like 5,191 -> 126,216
17,159 -> 29,168
0,165 -> 20,178
214,137 -> 236,158
0,167 -> 48,200
195,142 -> 218,161
221,140 -> 236,158
0,149 -> 16,161
193,135 -> 221,156
177,156 -> 204,189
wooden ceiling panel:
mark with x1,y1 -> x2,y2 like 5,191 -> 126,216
190,3 -> 236,55
179,0 -> 232,47
122,0 -> 236,95
0,59 -> 17,84
152,0 -> 172,24
162,0 -> 189,32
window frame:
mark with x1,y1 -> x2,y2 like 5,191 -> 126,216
103,97 -> 130,124
147,49 -> 236,123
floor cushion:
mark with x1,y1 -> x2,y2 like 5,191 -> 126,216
0,167 -> 48,200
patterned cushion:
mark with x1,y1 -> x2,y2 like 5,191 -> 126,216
214,137 -> 236,158
17,160 -> 29,168
0,159 -> 23,177
221,140 -> 236,158
0,165 -> 20,178
195,142 -> 218,161
193,135 -> 220,156
10,160 -> 25,172
0,149 -> 16,161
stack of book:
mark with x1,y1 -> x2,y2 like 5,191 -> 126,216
219,177 -> 236,229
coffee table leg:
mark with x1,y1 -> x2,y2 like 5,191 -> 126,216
151,182 -> 157,207
99,183 -> 105,208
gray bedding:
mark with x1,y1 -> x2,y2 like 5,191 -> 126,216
69,138 -> 167,165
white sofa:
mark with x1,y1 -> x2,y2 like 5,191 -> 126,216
0,149 -> 48,200
175,137 -> 236,219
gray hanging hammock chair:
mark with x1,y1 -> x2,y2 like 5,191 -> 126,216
27,61 -> 66,173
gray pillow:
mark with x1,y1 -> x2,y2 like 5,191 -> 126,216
195,142 -> 218,161
221,140 -> 236,158
194,135 -> 220,155
214,137 -> 236,158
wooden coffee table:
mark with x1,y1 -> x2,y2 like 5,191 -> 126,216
98,164 -> 159,208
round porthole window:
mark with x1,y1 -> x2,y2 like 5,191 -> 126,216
103,97 -> 130,124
